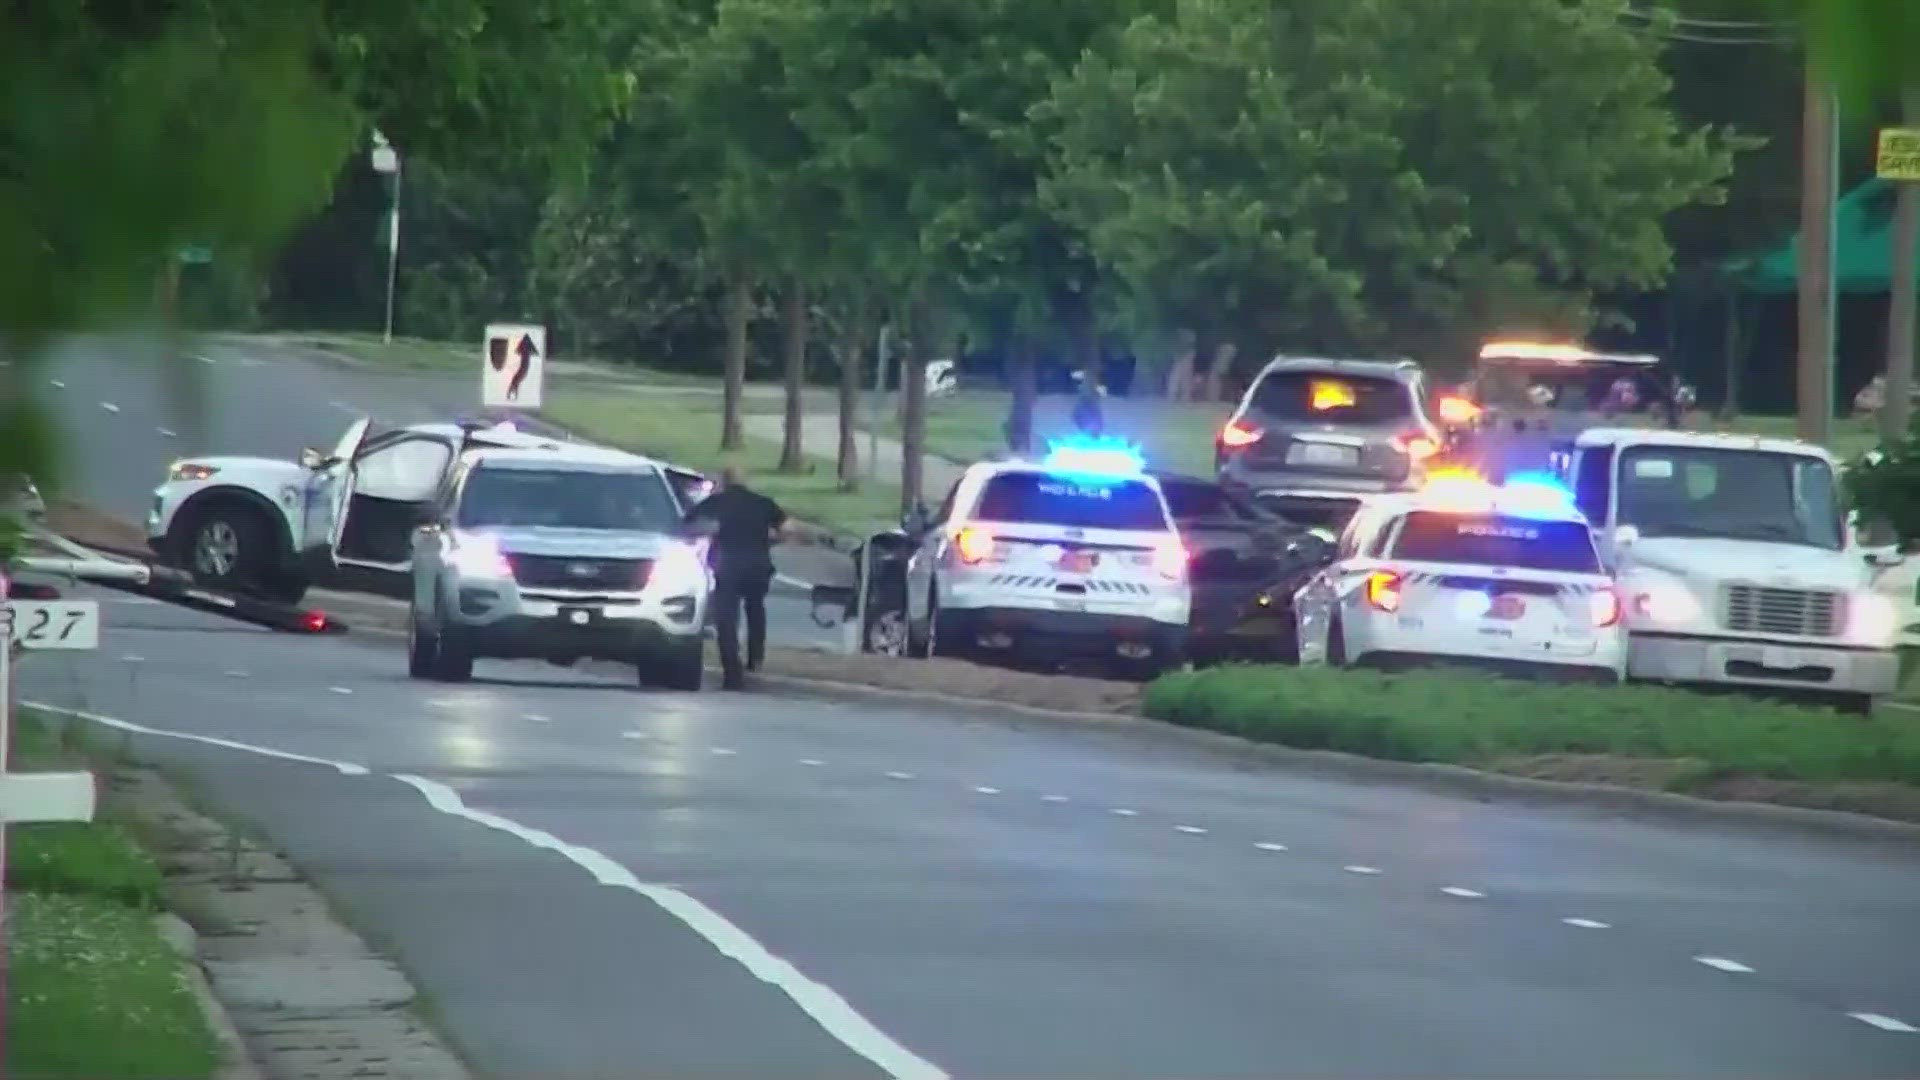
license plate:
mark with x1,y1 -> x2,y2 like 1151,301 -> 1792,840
1055,598 -> 1087,612
1287,442 -> 1358,467
1488,594 -> 1525,620
1761,646 -> 1804,670
561,606 -> 599,626
1058,551 -> 1097,573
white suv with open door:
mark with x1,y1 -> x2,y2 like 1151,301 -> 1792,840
902,440 -> 1191,676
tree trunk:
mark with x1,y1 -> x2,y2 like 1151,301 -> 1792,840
1884,89 -> 1920,441
900,289 -> 931,514
778,282 -> 808,472
837,292 -> 869,491
1203,340 -> 1238,403
1005,334 -> 1036,455
1165,329 -> 1197,402
720,261 -> 750,451
1719,289 -> 1744,421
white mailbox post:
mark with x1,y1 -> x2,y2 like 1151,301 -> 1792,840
0,589 -> 103,895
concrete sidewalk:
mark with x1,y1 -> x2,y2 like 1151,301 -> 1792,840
743,412 -> 967,501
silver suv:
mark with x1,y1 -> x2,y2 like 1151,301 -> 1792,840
1216,357 -> 1442,529
406,446 -> 711,689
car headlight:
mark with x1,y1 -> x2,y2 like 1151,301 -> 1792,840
168,461 -> 220,482
650,541 -> 708,594
1631,581 -> 1702,626
1846,592 -> 1899,647
448,534 -> 514,579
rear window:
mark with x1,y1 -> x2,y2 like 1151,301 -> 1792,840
1390,512 -> 1599,573
1250,371 -> 1412,423
1158,478 -> 1230,521
973,473 -> 1168,531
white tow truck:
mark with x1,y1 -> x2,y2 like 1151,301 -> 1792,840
1564,427 -> 1903,713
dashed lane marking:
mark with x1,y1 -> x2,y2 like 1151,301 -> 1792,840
99,401 -> 121,413
157,427 -> 177,438
799,758 -> 824,766
121,655 -> 144,663
1848,1013 -> 1919,1033
223,670 -> 247,678
1108,808 -> 1138,817
329,686 -> 353,695
1694,956 -> 1755,974
1174,825 -> 1208,835
620,731 -> 647,740
1343,865 -> 1383,876
193,354 -> 216,364
1440,887 -> 1485,899
1562,918 -> 1610,929
523,713 -> 552,724
885,771 -> 915,780
48,379 -> 64,389
710,747 -> 737,756
971,786 -> 1001,795
1040,795 -> 1069,803
1253,842 -> 1288,852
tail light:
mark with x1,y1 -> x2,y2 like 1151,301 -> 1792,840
1395,433 -> 1438,461
953,526 -> 995,565
1589,588 -> 1622,628
1437,396 -> 1480,426
1152,541 -> 1187,581
1218,419 -> 1263,449
1364,570 -> 1402,612
300,610 -> 331,633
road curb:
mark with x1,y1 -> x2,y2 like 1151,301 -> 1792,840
748,671 -> 1920,846
154,913 -> 266,1080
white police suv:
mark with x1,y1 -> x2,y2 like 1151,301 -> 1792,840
1292,470 -> 1625,682
901,438 -> 1191,676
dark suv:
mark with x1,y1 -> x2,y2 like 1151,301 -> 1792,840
1215,357 -> 1441,528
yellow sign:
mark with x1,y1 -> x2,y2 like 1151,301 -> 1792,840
1876,127 -> 1920,182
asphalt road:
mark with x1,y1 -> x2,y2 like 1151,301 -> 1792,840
30,333 -> 841,648
18,589 -> 1920,1078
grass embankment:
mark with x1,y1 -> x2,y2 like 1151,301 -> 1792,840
1143,665 -> 1920,821
297,330 -> 711,385
7,711 -> 221,1080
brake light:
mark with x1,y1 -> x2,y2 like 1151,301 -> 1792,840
1364,570 -> 1402,612
1396,433 -> 1438,461
1589,588 -> 1621,628
1219,419 -> 1263,449
1437,396 -> 1480,426
953,526 -> 995,565
300,610 -> 331,633
1152,541 -> 1187,581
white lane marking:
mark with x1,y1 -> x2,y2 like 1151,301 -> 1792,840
1253,842 -> 1288,852
157,427 -> 177,438
99,401 -> 121,414
1040,794 -> 1069,803
1440,887 -> 1485,899
28,703 -> 370,777
121,655 -> 145,663
328,686 -> 354,695
391,774 -> 947,1079
1343,865 -> 1383,876
1174,825 -> 1207,835
223,670 -> 248,678
1694,956 -> 1754,974
193,353 -> 216,365
427,698 -> 460,708
1848,1012 -> 1919,1033
710,747 -> 737,756
1562,917 -> 1610,929
523,713 -> 552,724
48,379 -> 65,389
1108,808 -> 1138,817
884,770 -> 915,780
620,731 -> 647,740
971,786 -> 1000,795
799,758 -> 825,767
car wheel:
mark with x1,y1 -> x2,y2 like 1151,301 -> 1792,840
183,505 -> 274,595
642,642 -> 706,691
406,609 -> 438,679
430,601 -> 473,682
926,590 -> 961,659
1826,691 -> 1875,716
866,607 -> 909,657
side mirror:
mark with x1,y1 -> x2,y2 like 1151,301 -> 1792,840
1865,548 -> 1906,569
299,447 -> 326,470
1611,524 -> 1641,549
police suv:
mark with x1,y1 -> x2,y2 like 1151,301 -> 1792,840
407,443 -> 711,689
1292,471 -> 1626,681
901,439 -> 1191,676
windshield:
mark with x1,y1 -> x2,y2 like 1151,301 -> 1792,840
1475,364 -> 1665,413
973,472 -> 1169,531
1249,372 -> 1412,424
1615,446 -> 1843,549
456,467 -> 682,532
1392,512 -> 1601,573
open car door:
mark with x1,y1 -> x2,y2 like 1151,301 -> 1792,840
328,428 -> 458,572
300,418 -> 374,557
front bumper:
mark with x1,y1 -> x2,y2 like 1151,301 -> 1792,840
938,606 -> 1188,659
444,579 -> 706,660
1628,633 -> 1899,695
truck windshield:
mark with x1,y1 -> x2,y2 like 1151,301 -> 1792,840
1474,364 -> 1663,413
1615,446 -> 1843,550
457,467 -> 682,532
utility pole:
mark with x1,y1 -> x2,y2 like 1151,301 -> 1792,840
1881,92 -> 1920,440
1796,61 -> 1839,445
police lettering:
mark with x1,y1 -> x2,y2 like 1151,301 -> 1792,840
1457,522 -> 1537,540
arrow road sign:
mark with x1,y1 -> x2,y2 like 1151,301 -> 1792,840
481,323 -> 546,409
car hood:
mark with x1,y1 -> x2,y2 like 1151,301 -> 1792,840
166,456 -> 310,486
469,526 -> 676,560
1622,537 -> 1868,592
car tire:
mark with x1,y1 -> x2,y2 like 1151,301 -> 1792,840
430,601 -> 473,682
926,591 -> 961,660
181,504 -> 275,595
642,642 -> 705,691
406,609 -> 437,679
1827,691 -> 1875,716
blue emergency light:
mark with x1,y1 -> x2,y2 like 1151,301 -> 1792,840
1495,472 -> 1578,517
1042,435 -> 1148,479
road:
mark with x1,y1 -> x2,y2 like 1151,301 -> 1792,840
19,591 -> 1920,1078
31,333 -> 840,649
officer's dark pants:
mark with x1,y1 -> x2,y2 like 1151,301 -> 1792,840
712,566 -> 772,684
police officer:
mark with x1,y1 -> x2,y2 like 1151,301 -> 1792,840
686,466 -> 788,690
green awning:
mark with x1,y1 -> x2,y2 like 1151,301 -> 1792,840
1737,178 -> 1920,295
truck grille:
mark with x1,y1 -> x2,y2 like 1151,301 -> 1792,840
1721,585 -> 1840,637
508,555 -> 650,591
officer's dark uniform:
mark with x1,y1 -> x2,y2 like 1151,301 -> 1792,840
688,482 -> 786,689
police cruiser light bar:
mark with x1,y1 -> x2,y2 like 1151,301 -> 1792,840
1041,435 -> 1148,479
1417,468 -> 1578,519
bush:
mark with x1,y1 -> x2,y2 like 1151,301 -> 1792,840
1141,665 -> 1920,786
1844,412 -> 1920,545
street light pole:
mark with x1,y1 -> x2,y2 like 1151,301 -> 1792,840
371,133 -> 401,345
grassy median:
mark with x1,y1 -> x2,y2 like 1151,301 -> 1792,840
7,710 -> 222,1080
1143,665 -> 1920,811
